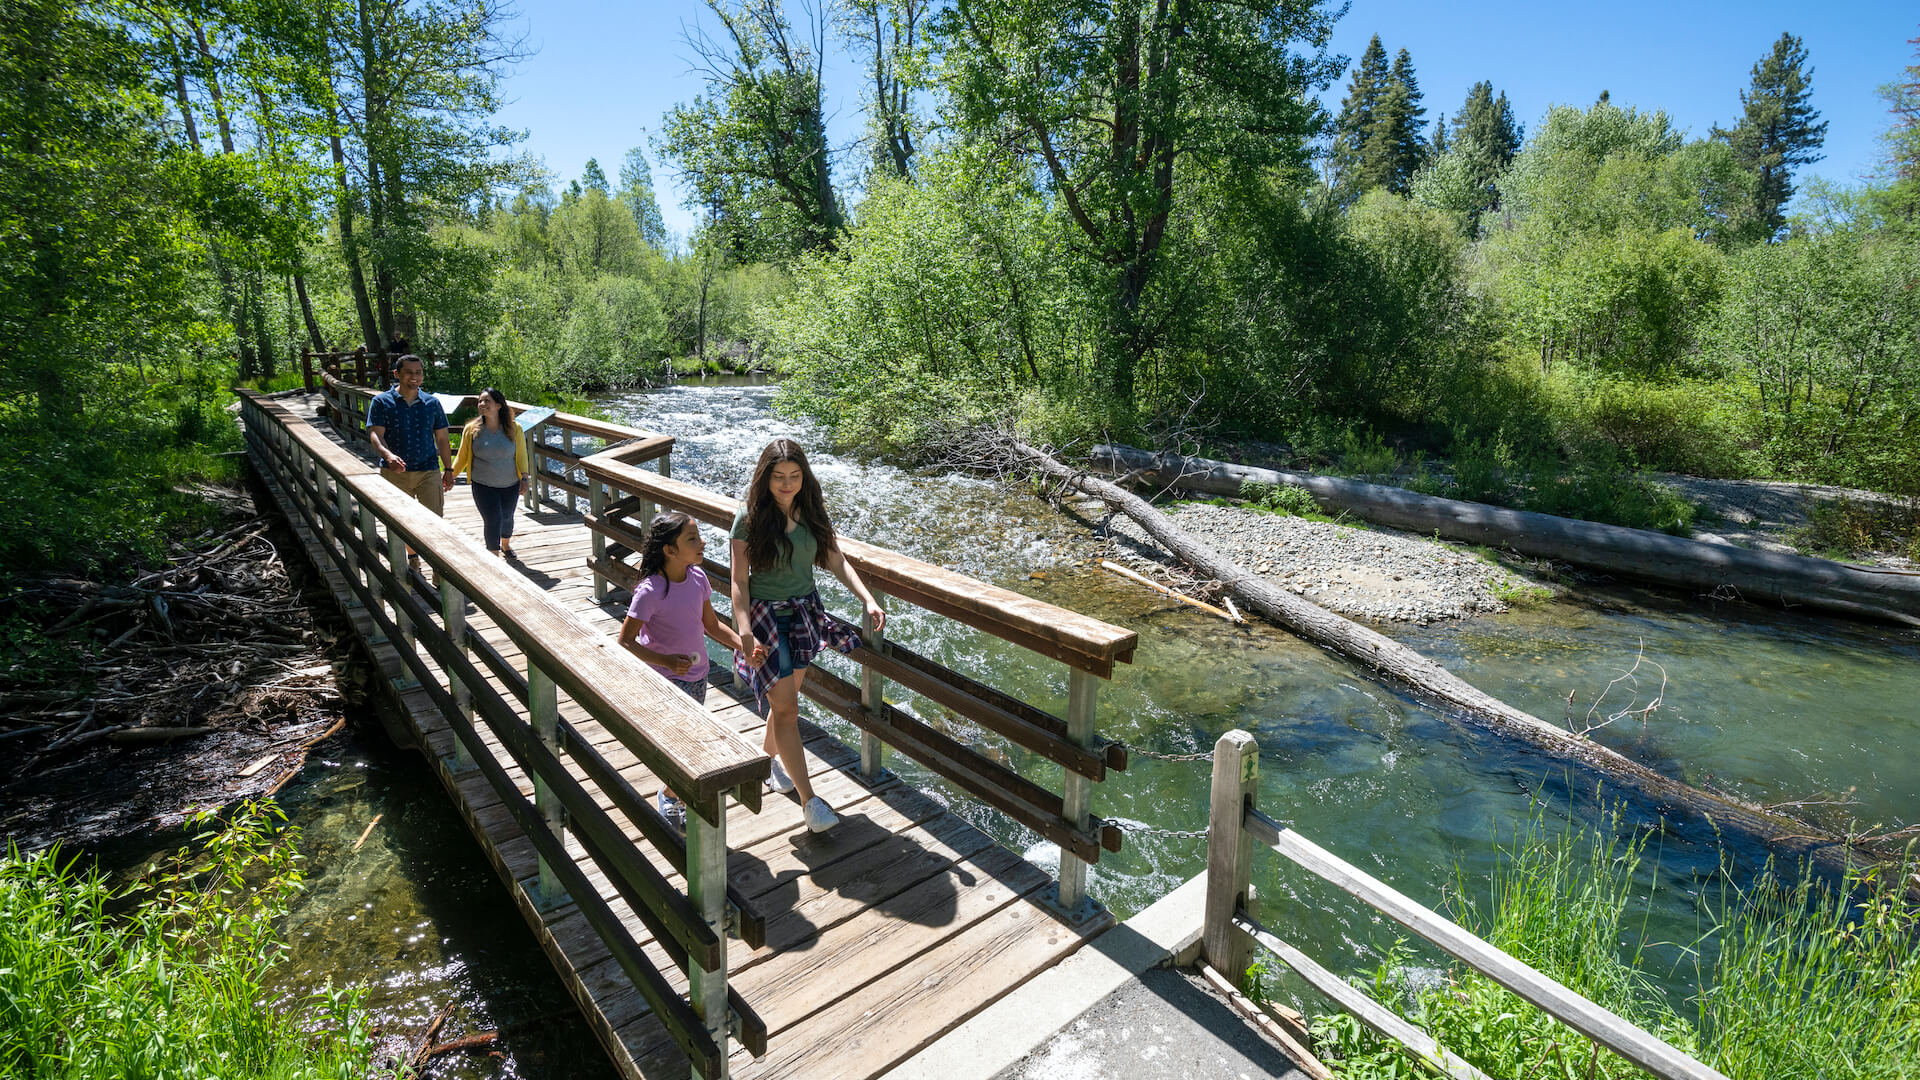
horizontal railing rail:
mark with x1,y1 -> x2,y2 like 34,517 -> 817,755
1200,729 -> 1730,1080
240,390 -> 764,1078
580,445 -> 1140,914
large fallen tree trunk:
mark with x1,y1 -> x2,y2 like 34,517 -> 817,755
1014,440 -> 1892,881
1091,443 -> 1920,628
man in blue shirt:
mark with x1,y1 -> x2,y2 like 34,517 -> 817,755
365,356 -> 453,529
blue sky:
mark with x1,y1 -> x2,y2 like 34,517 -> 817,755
492,1 -> 1918,240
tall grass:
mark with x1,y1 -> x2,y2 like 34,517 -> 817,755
1306,813 -> 1920,1079
0,802 -> 376,1080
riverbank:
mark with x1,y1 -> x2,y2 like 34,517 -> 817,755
1096,499 -> 1551,625
0,480 -> 361,852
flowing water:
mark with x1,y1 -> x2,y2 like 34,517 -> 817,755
266,376 -> 1920,1069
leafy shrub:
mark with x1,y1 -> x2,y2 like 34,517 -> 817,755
1339,428 -> 1400,477
0,802 -> 375,1079
1240,479 -> 1323,517
1788,499 -> 1920,559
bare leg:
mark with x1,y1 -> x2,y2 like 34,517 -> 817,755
762,669 -> 816,805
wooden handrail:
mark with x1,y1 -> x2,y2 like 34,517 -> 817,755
583,454 -> 1139,677
243,390 -> 765,800
1200,729 -> 1730,1080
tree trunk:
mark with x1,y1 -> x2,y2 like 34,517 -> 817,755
293,271 -> 325,351
330,132 -> 382,354
1089,443 -> 1920,627
1012,439 -> 1893,885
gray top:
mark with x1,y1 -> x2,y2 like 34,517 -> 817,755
470,426 -> 520,488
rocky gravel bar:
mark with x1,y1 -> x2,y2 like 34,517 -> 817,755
1104,502 -> 1547,624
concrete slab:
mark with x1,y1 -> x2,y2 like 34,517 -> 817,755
883,872 -> 1210,1080
991,966 -> 1309,1080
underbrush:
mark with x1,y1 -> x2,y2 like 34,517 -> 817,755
0,802 -> 376,1079
1788,499 -> 1920,560
1302,815 -> 1920,1079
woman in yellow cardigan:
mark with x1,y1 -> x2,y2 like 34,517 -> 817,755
448,387 -> 530,557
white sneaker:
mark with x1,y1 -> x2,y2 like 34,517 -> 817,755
657,790 -> 686,831
766,757 -> 796,794
804,796 -> 838,834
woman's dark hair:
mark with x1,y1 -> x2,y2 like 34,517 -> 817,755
744,439 -> 836,572
638,511 -> 696,594
478,386 -> 515,427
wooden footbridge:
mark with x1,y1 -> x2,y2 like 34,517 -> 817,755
238,373 -> 1140,1080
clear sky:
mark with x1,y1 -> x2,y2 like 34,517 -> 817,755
492,2 -> 1919,241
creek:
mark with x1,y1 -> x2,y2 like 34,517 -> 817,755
263,376 -> 1920,1075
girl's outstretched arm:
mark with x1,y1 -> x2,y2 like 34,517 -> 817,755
730,538 -> 765,666
704,595 -> 761,663
825,547 -> 885,634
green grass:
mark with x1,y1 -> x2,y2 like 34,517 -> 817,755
1787,499 -> 1920,561
1302,813 -> 1920,1079
0,802 -> 378,1080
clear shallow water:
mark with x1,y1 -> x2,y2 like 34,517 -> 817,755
264,375 -> 1920,1065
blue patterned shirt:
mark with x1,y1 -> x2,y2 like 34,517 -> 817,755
366,387 -> 448,472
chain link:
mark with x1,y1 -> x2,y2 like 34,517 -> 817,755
1115,740 -> 1215,763
1105,818 -> 1210,840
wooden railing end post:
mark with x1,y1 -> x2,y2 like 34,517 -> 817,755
1204,728 -> 1259,987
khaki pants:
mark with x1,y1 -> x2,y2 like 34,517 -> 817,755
380,466 -> 445,516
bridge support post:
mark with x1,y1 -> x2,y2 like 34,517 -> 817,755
442,582 -> 475,774
336,486 -> 359,585
385,529 -> 420,691
563,429 -> 576,513
590,476 -> 609,604
1203,729 -> 1258,989
1055,668 -> 1099,914
859,591 -> 888,783
532,423 -> 550,509
686,794 -> 731,1079
360,503 -> 387,644
528,664 -> 568,909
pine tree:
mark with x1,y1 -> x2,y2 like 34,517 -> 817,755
1716,32 -> 1827,236
1386,48 -> 1428,192
581,157 -> 610,194
1879,33 -> 1920,222
1332,35 -> 1390,194
1430,110 -> 1449,157
1456,81 -> 1523,208
619,146 -> 672,250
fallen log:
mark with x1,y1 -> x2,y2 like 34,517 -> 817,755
1013,440 -> 1881,881
1091,443 -> 1920,628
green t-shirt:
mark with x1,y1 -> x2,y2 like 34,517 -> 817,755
730,505 -> 818,601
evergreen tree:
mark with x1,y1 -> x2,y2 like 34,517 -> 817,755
1456,80 -> 1523,207
581,157 -> 610,194
1386,47 -> 1428,192
1878,32 -> 1920,223
1716,32 -> 1827,236
1430,110 -> 1449,156
619,146 -> 672,251
1333,35 -> 1390,194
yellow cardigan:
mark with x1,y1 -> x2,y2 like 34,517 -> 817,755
449,418 -> 530,483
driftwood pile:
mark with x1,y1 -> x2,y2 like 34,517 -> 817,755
1,514 -> 343,788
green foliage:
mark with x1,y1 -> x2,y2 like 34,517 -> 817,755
0,802 -> 375,1079
1787,499 -> 1920,560
1716,33 -> 1828,237
1337,428 -> 1399,477
1239,480 -> 1323,517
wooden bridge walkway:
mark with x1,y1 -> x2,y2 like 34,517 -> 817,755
242,381 -> 1137,1080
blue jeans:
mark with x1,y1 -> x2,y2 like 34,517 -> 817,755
469,481 -> 519,552
770,611 -> 809,681
670,675 -> 707,703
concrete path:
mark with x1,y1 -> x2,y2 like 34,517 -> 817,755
992,966 -> 1309,1080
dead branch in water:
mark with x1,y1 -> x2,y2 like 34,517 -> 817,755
983,431 -> 1906,884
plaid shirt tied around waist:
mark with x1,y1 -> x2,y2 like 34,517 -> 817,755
734,591 -> 861,712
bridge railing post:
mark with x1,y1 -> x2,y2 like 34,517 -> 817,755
563,428 -> 577,513
1203,729 -> 1259,989
528,662 -> 567,909
590,474 -> 610,604
442,581 -> 475,773
1055,667 -> 1100,912
686,794 -> 730,1080
859,591 -> 887,783
532,422 -> 551,509
359,502 -> 387,644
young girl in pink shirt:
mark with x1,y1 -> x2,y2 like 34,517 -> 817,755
618,511 -> 760,827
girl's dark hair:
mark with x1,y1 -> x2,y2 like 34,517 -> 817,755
744,439 -> 836,572
478,386 -> 515,426
638,511 -> 696,594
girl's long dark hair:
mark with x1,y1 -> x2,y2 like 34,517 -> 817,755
744,439 -> 836,572
638,511 -> 694,594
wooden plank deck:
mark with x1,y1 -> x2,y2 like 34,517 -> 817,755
258,392 -> 1115,1080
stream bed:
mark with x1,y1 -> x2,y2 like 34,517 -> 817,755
263,377 -> 1920,1073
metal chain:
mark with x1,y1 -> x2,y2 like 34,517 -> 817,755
1104,818 -> 1210,840
1115,740 -> 1215,763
